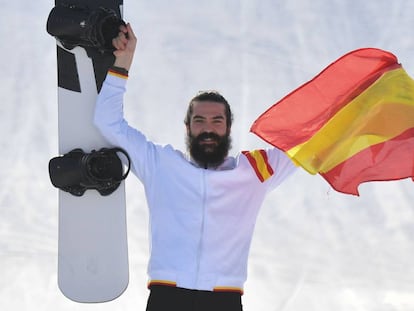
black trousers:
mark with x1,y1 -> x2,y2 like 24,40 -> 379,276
146,285 -> 243,311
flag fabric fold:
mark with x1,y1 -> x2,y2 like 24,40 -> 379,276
251,48 -> 414,195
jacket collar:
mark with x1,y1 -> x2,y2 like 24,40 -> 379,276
186,154 -> 236,171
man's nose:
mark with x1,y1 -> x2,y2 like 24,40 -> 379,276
202,122 -> 214,133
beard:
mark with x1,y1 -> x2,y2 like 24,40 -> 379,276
186,131 -> 232,168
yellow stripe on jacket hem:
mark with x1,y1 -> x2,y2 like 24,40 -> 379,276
213,286 -> 244,295
147,280 -> 243,294
147,280 -> 177,288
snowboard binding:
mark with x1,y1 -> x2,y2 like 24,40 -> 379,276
49,147 -> 131,196
46,4 -> 125,53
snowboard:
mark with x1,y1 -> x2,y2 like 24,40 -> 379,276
50,0 -> 128,303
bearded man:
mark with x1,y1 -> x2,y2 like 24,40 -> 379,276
94,23 -> 296,311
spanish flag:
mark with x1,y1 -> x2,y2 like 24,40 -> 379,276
251,48 -> 414,195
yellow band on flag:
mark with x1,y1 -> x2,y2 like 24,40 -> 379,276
287,67 -> 414,174
251,48 -> 414,195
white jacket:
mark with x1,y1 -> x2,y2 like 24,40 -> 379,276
94,72 -> 296,293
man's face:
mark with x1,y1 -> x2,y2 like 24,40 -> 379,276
186,101 -> 231,167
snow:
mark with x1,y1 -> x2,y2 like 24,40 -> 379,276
1,0 -> 414,310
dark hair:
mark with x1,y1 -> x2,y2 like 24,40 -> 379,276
184,91 -> 233,129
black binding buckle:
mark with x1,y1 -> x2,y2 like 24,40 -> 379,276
49,147 -> 131,196
46,4 -> 125,53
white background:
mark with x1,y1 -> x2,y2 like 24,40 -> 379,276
1,1 -> 414,310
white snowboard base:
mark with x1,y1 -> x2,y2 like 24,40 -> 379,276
56,42 -> 129,303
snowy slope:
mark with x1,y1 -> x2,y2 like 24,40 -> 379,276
1,1 -> 413,310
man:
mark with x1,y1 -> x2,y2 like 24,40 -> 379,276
94,23 -> 296,311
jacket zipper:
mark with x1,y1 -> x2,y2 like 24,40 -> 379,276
195,169 -> 207,287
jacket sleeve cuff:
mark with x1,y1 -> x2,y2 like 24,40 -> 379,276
108,66 -> 129,80
105,69 -> 128,88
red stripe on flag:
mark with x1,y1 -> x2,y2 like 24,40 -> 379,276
321,127 -> 414,195
251,48 -> 401,151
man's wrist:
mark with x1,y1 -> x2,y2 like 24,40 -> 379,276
113,57 -> 132,71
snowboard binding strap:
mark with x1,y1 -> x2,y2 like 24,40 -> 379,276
46,4 -> 126,53
49,147 -> 131,196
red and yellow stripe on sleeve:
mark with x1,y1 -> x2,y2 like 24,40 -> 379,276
251,48 -> 414,195
108,67 -> 128,79
242,150 -> 274,182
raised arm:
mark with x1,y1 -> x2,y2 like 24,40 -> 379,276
94,23 -> 158,182
112,23 -> 137,71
